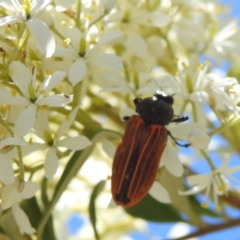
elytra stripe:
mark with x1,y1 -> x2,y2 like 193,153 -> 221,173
128,125 -> 167,202
112,116 -> 144,195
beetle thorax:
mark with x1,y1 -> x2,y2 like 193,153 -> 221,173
135,94 -> 174,126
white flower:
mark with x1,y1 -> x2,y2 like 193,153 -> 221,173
1,178 -> 40,210
53,28 -> 123,86
0,61 -> 73,137
206,21 -> 240,61
107,0 -> 169,58
0,0 -> 55,57
179,156 -> 240,210
31,108 -> 92,179
1,179 -> 40,234
156,59 -> 240,120
205,74 -> 240,116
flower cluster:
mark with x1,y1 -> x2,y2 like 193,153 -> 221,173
0,0 -> 240,239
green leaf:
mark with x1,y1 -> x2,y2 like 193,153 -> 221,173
125,194 -> 182,222
89,180 -> 106,240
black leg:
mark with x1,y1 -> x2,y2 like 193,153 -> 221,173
123,116 -> 130,122
171,115 -> 189,123
167,130 -> 190,148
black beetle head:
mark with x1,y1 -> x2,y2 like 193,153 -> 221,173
134,92 -> 174,125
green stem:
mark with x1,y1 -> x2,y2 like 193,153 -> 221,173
6,24 -> 29,66
191,101 -> 197,122
72,75 -> 88,106
75,0 -> 81,29
88,14 -> 106,29
209,115 -> 238,136
16,146 -> 24,181
179,100 -> 188,116
200,150 -> 215,171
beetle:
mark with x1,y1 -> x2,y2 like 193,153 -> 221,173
111,91 -> 190,208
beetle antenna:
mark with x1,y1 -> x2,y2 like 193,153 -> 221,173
154,80 -> 163,90
154,81 -> 168,96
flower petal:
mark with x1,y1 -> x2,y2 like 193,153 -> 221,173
188,129 -> 210,150
12,204 -> 35,234
0,0 -> 22,12
69,59 -> 87,85
186,174 -> 211,185
0,154 -> 14,185
179,184 -> 208,196
93,30 -> 122,49
149,182 -> 171,203
160,142 -> 184,177
53,45 -> 78,59
37,94 -> 73,107
10,61 -> 31,98
102,140 -> 116,159
107,198 -> 118,208
54,0 -> 76,10
222,165 -> 240,176
18,181 -> 40,199
0,15 -> 22,26
39,71 -> 66,94
57,136 -> 92,150
125,30 -> 147,59
31,0 -> 52,16
0,89 -> 30,105
1,178 -> 19,210
26,18 -> 55,57
0,137 -> 26,148
44,148 -> 58,179
14,104 -> 37,137
63,27 -> 82,51
168,123 -> 205,140
89,53 -> 123,70
57,106 -> 79,137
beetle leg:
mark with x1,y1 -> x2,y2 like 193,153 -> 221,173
167,130 -> 190,148
123,116 -> 130,122
172,115 -> 189,123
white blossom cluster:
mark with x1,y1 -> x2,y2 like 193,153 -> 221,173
0,0 -> 240,239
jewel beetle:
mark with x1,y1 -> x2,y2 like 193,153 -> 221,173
111,91 -> 190,208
